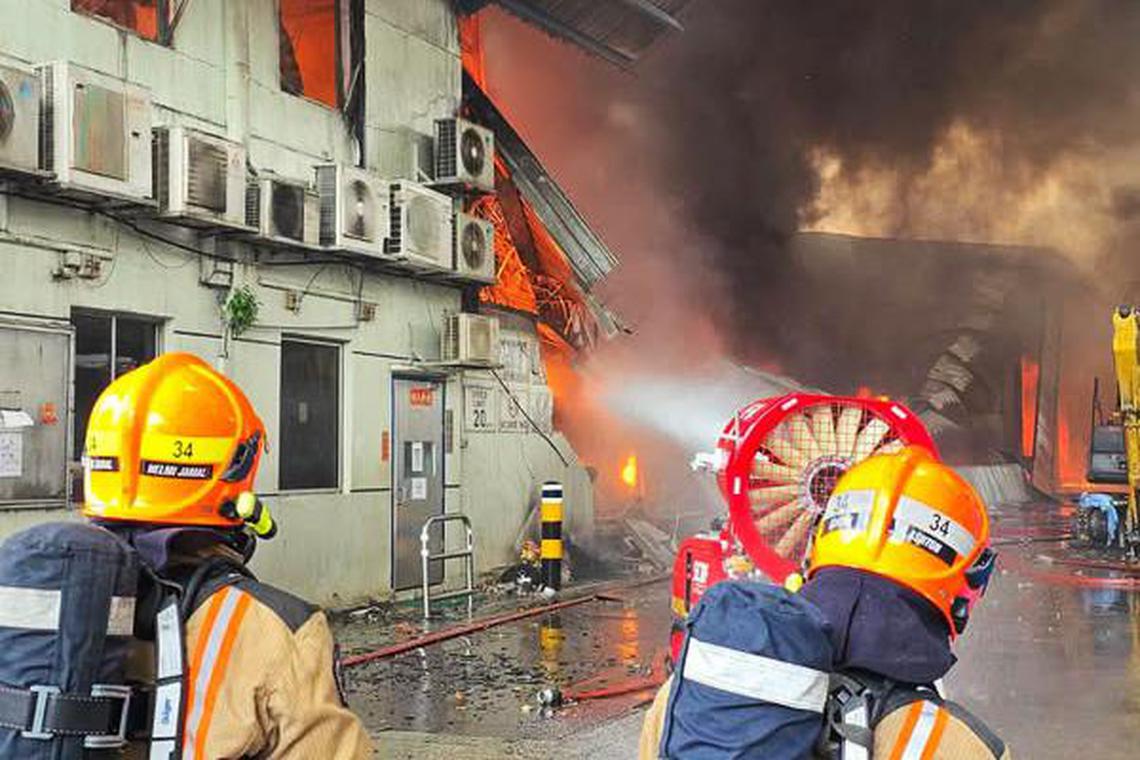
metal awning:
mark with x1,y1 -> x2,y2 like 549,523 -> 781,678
465,73 -> 619,289
456,0 -> 689,67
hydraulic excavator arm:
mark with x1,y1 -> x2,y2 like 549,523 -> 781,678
1111,306 -> 1140,548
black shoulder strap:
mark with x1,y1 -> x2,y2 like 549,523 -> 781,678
178,556 -> 255,620
943,700 -> 1006,758
823,672 -> 942,760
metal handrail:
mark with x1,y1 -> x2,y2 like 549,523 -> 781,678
420,514 -> 475,619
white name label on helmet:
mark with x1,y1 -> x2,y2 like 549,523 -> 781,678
141,461 -> 215,480
821,488 -> 875,534
890,496 -> 976,565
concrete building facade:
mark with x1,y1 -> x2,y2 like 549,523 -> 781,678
0,0 -> 593,607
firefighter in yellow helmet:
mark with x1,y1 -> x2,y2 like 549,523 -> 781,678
640,447 -> 1007,759
83,353 -> 371,759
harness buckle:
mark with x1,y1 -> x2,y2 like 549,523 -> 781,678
20,685 -> 60,740
83,684 -> 132,749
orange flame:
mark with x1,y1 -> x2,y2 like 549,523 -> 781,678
1020,355 -> 1040,458
621,454 -> 639,490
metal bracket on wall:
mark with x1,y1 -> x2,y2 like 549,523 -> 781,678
199,255 -> 235,289
51,250 -> 105,281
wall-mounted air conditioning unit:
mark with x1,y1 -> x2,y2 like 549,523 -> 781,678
0,60 -> 41,176
153,126 -> 249,230
451,212 -> 496,284
442,313 -> 499,366
315,164 -> 388,257
245,174 -> 321,249
39,62 -> 152,202
432,117 -> 494,193
385,180 -> 453,271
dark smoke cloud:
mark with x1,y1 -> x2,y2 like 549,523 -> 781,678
478,2 -> 1132,478
645,0 -> 1140,358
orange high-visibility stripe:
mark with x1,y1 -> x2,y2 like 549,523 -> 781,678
183,590 -> 226,725
191,590 -> 252,759
919,707 -> 950,760
888,702 -> 926,760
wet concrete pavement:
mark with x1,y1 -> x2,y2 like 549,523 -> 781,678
337,579 -> 671,757
338,501 -> 1140,758
950,500 -> 1140,759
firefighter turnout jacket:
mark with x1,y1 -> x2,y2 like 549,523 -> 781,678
175,575 -> 371,759
638,676 -> 1011,760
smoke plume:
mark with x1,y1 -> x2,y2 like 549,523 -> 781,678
647,0 -> 1140,358
477,2 -> 1140,499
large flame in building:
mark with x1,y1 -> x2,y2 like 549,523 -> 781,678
620,454 -> 639,491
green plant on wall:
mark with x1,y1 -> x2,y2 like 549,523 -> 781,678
223,285 -> 260,338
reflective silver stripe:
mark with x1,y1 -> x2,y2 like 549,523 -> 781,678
681,638 -> 829,712
841,701 -> 870,760
182,587 -> 240,760
0,587 -> 60,629
892,496 -> 976,558
901,701 -> 940,760
107,596 -> 136,637
155,601 -> 184,680
149,738 -> 178,760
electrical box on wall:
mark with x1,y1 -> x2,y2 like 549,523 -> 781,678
0,318 -> 72,504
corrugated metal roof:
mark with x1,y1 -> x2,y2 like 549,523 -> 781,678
463,0 -> 691,66
466,73 -> 619,289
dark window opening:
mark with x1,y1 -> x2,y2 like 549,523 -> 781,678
71,311 -> 159,501
279,0 -> 342,108
279,339 -> 340,490
72,0 -> 172,43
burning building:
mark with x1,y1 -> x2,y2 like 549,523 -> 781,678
0,0 -> 684,606
469,0 -> 1140,515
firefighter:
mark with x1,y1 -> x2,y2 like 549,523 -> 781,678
82,353 -> 372,758
641,447 -> 1007,759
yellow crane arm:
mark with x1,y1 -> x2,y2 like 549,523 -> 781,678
1112,306 -> 1140,543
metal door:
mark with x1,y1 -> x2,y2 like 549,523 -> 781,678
392,376 -> 445,591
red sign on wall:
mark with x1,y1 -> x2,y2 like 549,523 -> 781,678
409,387 -> 435,407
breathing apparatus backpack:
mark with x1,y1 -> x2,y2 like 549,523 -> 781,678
659,579 -> 949,760
0,521 -> 229,759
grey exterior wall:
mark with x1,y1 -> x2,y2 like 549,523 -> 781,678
0,0 -> 593,607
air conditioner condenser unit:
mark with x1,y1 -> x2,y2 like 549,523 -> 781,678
153,126 -> 249,230
386,180 -> 453,271
245,174 -> 321,249
39,61 -> 153,203
442,313 -> 499,366
315,164 -> 388,257
0,59 -> 41,176
451,212 -> 496,284
432,116 -> 494,193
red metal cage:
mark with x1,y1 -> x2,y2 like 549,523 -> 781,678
716,393 -> 937,584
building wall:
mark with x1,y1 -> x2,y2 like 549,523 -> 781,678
0,0 -> 593,608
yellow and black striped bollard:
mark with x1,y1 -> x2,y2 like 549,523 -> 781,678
541,481 -> 563,590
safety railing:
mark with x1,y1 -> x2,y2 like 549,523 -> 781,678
420,514 -> 475,619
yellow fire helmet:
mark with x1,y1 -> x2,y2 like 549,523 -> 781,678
83,352 -> 267,529
807,446 -> 995,637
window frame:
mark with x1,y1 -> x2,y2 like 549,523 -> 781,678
277,335 -> 343,493
71,0 -> 176,46
70,309 -> 162,465
277,0 -> 346,111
